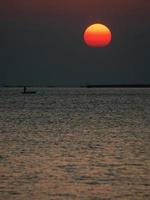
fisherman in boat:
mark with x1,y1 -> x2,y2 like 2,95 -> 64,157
24,86 -> 27,93
22,86 -> 36,94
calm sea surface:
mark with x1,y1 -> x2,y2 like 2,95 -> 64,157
0,88 -> 150,200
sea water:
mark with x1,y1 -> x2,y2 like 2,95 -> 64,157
0,88 -> 150,199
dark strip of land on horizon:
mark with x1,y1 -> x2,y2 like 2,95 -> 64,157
2,85 -> 150,88
84,85 -> 150,88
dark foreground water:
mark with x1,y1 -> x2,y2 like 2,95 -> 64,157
0,88 -> 150,200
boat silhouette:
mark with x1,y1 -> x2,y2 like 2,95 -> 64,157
22,86 -> 36,94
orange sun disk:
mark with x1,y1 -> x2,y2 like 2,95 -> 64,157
84,24 -> 112,47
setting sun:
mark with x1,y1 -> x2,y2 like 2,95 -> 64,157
84,23 -> 112,47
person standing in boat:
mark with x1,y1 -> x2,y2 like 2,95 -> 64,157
22,86 -> 36,94
24,86 -> 27,93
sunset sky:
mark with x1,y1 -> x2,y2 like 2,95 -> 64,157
0,0 -> 150,86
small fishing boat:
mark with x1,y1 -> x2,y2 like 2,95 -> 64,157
22,86 -> 36,94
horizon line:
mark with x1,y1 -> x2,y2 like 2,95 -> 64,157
1,84 -> 150,88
